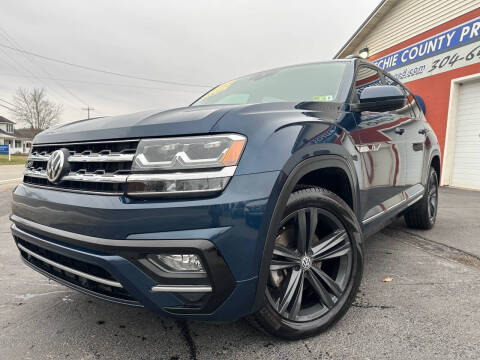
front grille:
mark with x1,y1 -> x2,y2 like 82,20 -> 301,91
16,237 -> 138,303
23,140 -> 139,194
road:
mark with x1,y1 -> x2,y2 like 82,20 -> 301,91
0,172 -> 479,359
0,164 -> 25,184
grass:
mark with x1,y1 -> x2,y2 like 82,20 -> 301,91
0,154 -> 27,165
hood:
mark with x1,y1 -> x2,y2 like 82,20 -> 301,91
33,105 -> 240,144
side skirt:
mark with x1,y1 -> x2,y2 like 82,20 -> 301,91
362,184 -> 425,237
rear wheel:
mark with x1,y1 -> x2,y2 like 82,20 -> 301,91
253,187 -> 363,339
405,167 -> 438,230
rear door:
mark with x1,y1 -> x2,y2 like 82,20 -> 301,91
349,65 -> 408,223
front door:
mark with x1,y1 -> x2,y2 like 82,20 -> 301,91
350,66 -> 409,223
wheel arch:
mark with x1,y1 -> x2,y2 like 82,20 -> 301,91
424,150 -> 441,185
431,154 -> 441,180
295,167 -> 355,211
252,154 -> 360,312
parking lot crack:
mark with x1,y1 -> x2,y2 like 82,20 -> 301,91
389,280 -> 480,286
352,302 -> 395,310
303,340 -> 313,354
175,320 -> 197,360
386,228 -> 480,271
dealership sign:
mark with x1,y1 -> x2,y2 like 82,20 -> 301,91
373,16 -> 480,82
0,145 -> 9,155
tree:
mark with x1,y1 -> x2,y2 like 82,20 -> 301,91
12,88 -> 63,131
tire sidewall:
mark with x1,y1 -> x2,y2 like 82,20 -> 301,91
256,188 -> 364,339
427,168 -> 439,226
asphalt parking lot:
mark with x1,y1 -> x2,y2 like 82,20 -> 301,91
1,166 -> 479,359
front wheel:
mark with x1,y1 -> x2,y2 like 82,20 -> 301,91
253,187 -> 364,340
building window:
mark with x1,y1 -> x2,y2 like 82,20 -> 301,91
15,140 -> 21,148
6,124 -> 13,133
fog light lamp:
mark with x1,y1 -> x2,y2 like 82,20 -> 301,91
150,254 -> 205,273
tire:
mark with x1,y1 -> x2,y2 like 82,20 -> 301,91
252,187 -> 364,340
404,167 -> 438,230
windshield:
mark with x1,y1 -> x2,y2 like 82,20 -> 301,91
192,62 -> 348,106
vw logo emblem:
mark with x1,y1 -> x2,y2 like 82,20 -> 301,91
46,148 -> 70,184
300,256 -> 312,271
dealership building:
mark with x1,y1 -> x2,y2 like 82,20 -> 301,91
336,0 -> 480,190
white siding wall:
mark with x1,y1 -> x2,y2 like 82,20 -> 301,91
351,0 -> 479,56
450,79 -> 480,189
2,138 -> 31,154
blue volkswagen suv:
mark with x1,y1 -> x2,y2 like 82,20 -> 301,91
11,59 -> 440,339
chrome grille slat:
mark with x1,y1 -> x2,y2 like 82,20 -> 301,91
28,154 -> 50,162
28,153 -> 135,163
24,169 -> 128,183
69,153 -> 135,162
24,140 -> 139,194
23,169 -> 47,179
63,173 -> 128,183
17,243 -> 123,288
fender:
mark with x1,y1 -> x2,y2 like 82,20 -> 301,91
421,122 -> 441,185
425,150 -> 441,182
252,154 -> 360,312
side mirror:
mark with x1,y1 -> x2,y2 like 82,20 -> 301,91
351,85 -> 407,112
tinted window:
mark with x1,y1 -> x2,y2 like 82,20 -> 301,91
192,62 -> 348,106
354,66 -> 382,99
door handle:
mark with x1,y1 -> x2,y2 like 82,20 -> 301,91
395,127 -> 405,135
418,129 -> 427,135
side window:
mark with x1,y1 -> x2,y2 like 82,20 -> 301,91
384,75 -> 417,118
354,66 -> 382,100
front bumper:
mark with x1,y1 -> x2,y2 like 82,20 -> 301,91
10,171 -> 281,321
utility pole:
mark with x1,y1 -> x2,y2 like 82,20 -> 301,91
82,106 -> 95,119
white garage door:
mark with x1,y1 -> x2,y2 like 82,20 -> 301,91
451,79 -> 480,190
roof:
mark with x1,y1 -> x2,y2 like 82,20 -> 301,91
334,0 -> 396,58
0,115 -> 15,124
0,127 -> 35,140
0,128 -> 15,138
14,128 -> 37,139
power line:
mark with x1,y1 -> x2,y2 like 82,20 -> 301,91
0,49 -> 27,74
82,106 -> 95,119
0,25 -> 89,107
0,101 -> 16,112
0,73 -> 203,93
0,44 -> 83,111
0,42 -> 212,88
0,97 -> 16,107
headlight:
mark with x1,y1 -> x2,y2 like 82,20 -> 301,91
132,134 -> 246,171
126,134 -> 246,197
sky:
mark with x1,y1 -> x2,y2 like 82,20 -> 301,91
0,0 -> 380,126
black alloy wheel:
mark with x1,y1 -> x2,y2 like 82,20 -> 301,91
427,170 -> 438,223
253,187 -> 363,339
266,207 -> 352,322
405,167 -> 439,230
